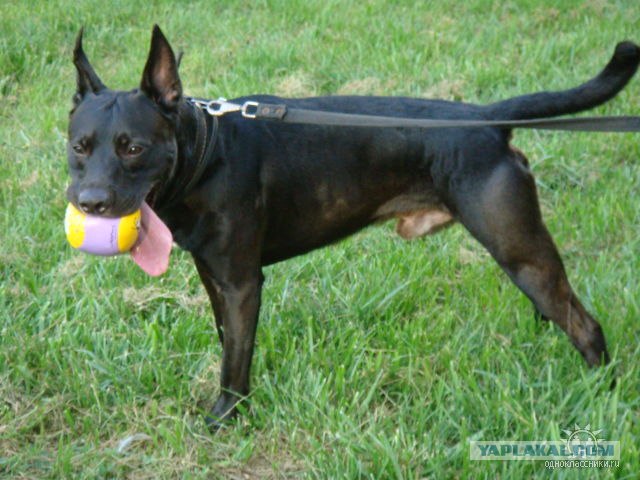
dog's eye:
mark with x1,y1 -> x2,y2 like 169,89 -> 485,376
72,144 -> 86,155
126,145 -> 143,156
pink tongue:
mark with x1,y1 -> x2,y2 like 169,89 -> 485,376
130,202 -> 173,276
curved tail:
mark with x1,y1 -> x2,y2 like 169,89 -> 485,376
486,41 -> 640,120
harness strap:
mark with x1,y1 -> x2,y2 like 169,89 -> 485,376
161,102 -> 218,206
183,105 -> 218,194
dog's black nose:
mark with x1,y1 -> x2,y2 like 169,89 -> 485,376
78,188 -> 113,215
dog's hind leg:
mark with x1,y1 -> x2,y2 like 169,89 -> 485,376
450,154 -> 609,367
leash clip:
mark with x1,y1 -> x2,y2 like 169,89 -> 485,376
192,96 -> 285,121
204,98 -> 260,119
205,98 -> 242,116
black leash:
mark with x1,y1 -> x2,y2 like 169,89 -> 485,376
188,97 -> 640,133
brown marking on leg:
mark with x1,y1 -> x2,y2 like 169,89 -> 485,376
504,240 -> 609,366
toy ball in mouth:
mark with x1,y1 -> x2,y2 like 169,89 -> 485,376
64,203 -> 141,256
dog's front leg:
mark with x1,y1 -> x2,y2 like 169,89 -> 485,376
193,257 -> 264,429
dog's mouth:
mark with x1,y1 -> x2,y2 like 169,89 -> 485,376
145,182 -> 161,209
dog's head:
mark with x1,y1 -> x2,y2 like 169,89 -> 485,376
66,26 -> 182,217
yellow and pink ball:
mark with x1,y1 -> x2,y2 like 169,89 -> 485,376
64,203 -> 141,255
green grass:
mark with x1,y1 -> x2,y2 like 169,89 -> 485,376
1,0 -> 639,478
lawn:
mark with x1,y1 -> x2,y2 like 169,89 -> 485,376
1,0 -> 639,478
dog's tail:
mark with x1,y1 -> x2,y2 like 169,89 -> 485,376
486,42 -> 640,120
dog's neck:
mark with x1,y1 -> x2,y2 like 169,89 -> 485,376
155,100 -> 218,208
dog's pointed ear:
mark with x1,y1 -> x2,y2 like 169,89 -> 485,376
140,25 -> 182,110
73,28 -> 106,104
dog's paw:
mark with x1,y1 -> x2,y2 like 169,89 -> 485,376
205,393 -> 242,431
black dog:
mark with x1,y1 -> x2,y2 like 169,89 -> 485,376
67,26 -> 639,427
